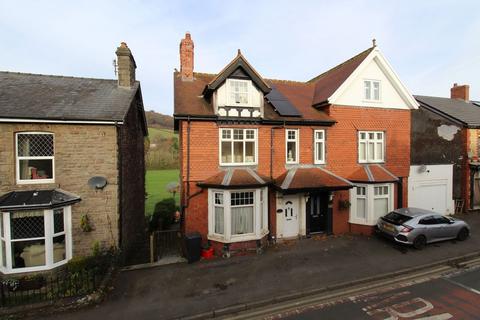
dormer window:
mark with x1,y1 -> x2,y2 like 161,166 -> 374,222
228,79 -> 250,106
364,80 -> 380,101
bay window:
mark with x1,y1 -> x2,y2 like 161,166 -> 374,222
314,130 -> 325,164
286,129 -> 299,164
16,132 -> 54,184
0,206 -> 72,274
220,128 -> 257,165
208,188 -> 268,242
358,131 -> 384,163
350,184 -> 393,225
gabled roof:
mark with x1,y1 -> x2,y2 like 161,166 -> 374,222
203,52 -> 271,97
308,47 -> 374,106
274,166 -> 353,193
0,189 -> 81,211
309,47 -> 418,109
197,168 -> 271,189
348,164 -> 399,183
415,95 -> 480,128
174,71 -> 335,124
0,71 -> 141,123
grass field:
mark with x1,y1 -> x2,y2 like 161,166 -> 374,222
145,169 -> 180,216
148,127 -> 176,140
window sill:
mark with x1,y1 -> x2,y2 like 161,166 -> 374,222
0,259 -> 69,275
220,163 -> 257,167
358,161 -> 385,164
208,230 -> 268,243
16,179 -> 55,185
349,218 -> 377,226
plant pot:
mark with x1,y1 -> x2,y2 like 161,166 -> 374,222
201,247 -> 214,259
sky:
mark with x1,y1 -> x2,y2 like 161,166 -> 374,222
1,1 -> 479,115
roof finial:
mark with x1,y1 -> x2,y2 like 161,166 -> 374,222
237,49 -> 241,56
372,38 -> 377,47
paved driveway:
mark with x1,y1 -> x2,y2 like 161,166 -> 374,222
37,214 -> 480,320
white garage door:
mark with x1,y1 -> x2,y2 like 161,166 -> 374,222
408,165 -> 454,215
410,183 -> 447,213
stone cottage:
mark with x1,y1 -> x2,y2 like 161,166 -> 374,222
0,42 -> 147,274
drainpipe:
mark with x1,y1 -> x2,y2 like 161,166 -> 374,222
180,117 -> 191,229
269,123 -> 285,242
397,177 -> 403,208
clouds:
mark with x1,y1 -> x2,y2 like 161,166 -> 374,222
1,0 -> 479,114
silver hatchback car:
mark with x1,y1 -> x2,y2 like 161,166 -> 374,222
376,207 -> 470,249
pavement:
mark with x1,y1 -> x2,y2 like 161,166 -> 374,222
35,213 -> 480,320
281,266 -> 480,319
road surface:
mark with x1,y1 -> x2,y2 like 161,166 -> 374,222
278,267 -> 480,320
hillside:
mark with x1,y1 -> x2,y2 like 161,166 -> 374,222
145,110 -> 178,170
145,110 -> 174,130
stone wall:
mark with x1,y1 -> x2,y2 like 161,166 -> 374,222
0,123 -> 119,257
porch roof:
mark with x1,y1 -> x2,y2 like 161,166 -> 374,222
348,164 -> 399,183
0,189 -> 81,211
197,168 -> 271,189
274,167 -> 353,193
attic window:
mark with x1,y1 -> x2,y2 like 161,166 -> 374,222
364,80 -> 380,101
228,79 -> 250,106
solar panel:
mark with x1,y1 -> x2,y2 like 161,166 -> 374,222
265,86 -> 302,117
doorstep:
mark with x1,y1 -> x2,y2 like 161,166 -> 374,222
121,256 -> 187,272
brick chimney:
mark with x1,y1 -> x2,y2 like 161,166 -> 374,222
115,42 -> 137,87
451,83 -> 470,101
180,32 -> 194,81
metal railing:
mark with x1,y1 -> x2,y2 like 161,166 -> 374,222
150,230 -> 182,262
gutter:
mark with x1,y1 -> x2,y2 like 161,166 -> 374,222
0,118 -> 124,125
173,115 -> 336,127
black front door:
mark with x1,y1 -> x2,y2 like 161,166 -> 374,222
307,193 -> 330,234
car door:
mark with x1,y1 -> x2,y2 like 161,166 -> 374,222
434,215 -> 457,239
418,216 -> 439,242
431,215 -> 452,241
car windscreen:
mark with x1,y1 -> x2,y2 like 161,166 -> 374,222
382,211 -> 412,225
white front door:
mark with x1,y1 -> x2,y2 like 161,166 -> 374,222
283,196 -> 299,238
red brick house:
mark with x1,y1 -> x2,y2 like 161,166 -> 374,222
174,33 -> 418,256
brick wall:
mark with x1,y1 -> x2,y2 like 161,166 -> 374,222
179,106 -> 412,239
0,123 -> 119,257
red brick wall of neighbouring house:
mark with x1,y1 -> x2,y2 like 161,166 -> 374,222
332,190 -> 350,234
350,224 -> 375,235
463,128 -> 471,211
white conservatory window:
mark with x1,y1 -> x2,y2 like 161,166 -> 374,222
358,131 -> 384,163
220,128 -> 257,165
350,184 -> 393,226
228,79 -> 250,106
314,130 -> 326,164
286,129 -> 299,164
16,132 -> 55,184
0,206 -> 72,274
364,80 -> 381,101
208,188 -> 268,242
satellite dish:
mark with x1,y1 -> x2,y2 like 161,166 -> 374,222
417,165 -> 427,173
88,176 -> 108,190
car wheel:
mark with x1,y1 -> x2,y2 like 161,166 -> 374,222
413,235 -> 427,250
457,228 -> 469,241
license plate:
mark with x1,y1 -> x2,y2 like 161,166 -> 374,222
383,223 -> 395,233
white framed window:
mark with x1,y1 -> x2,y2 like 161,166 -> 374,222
350,184 -> 393,225
0,206 -> 72,274
358,131 -> 384,163
208,188 -> 268,243
364,80 -> 381,101
220,128 -> 257,165
227,79 -> 251,106
286,129 -> 299,164
314,130 -> 325,164
16,132 -> 55,184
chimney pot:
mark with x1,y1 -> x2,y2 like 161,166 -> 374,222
115,42 -> 137,87
180,32 -> 194,81
450,83 -> 470,101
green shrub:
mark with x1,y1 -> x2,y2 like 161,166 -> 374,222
149,198 -> 176,231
